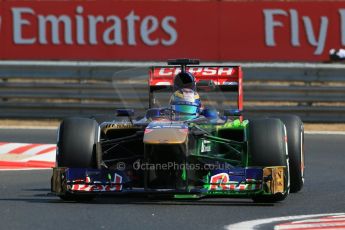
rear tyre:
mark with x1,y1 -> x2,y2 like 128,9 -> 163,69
56,117 -> 100,201
275,115 -> 304,193
248,118 -> 289,203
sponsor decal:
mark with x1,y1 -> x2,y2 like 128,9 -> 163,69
154,67 -> 234,77
112,123 -> 133,129
201,140 -> 211,153
150,66 -> 239,87
0,2 -> 344,60
209,173 -> 261,191
209,173 -> 233,191
71,173 -> 122,192
147,123 -> 187,129
11,6 -> 177,47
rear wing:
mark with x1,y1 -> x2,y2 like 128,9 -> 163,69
148,65 -> 243,111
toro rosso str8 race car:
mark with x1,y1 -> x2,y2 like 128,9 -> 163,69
51,59 -> 305,202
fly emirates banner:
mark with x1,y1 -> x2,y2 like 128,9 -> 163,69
0,1 -> 344,61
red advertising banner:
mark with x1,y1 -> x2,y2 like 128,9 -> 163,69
0,1 -> 344,61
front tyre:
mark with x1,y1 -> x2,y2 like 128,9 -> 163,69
57,118 -> 99,168
56,117 -> 100,201
248,118 -> 289,203
276,115 -> 304,193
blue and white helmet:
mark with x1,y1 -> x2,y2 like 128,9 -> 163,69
170,88 -> 201,120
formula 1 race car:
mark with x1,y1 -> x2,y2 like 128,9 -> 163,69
51,59 -> 305,202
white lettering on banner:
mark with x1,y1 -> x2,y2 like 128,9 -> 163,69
263,9 -> 288,46
303,16 -> 328,55
141,16 -> 159,46
38,15 -> 73,45
11,6 -> 178,46
103,16 -> 124,45
161,16 -> 177,46
12,7 -> 36,44
338,9 -> 345,46
88,15 -> 104,45
75,6 -> 85,45
264,9 -> 329,55
290,9 -> 300,47
125,11 -> 140,46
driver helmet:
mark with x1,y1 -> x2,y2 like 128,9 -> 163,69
169,88 -> 201,120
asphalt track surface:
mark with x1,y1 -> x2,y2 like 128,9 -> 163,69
0,128 -> 344,230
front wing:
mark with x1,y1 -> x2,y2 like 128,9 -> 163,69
51,166 -> 286,199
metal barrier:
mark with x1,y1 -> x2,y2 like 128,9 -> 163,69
0,61 -> 344,122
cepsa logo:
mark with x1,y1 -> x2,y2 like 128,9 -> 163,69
11,6 -> 178,46
154,67 -> 234,77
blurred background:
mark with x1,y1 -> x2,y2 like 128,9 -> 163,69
0,0 -> 344,123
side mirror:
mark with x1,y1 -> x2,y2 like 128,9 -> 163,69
145,108 -> 161,119
200,107 -> 218,119
116,109 -> 134,117
224,109 -> 242,116
196,80 -> 216,92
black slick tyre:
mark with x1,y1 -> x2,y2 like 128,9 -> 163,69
275,115 -> 304,193
57,118 -> 99,168
56,117 -> 100,201
248,118 -> 289,203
